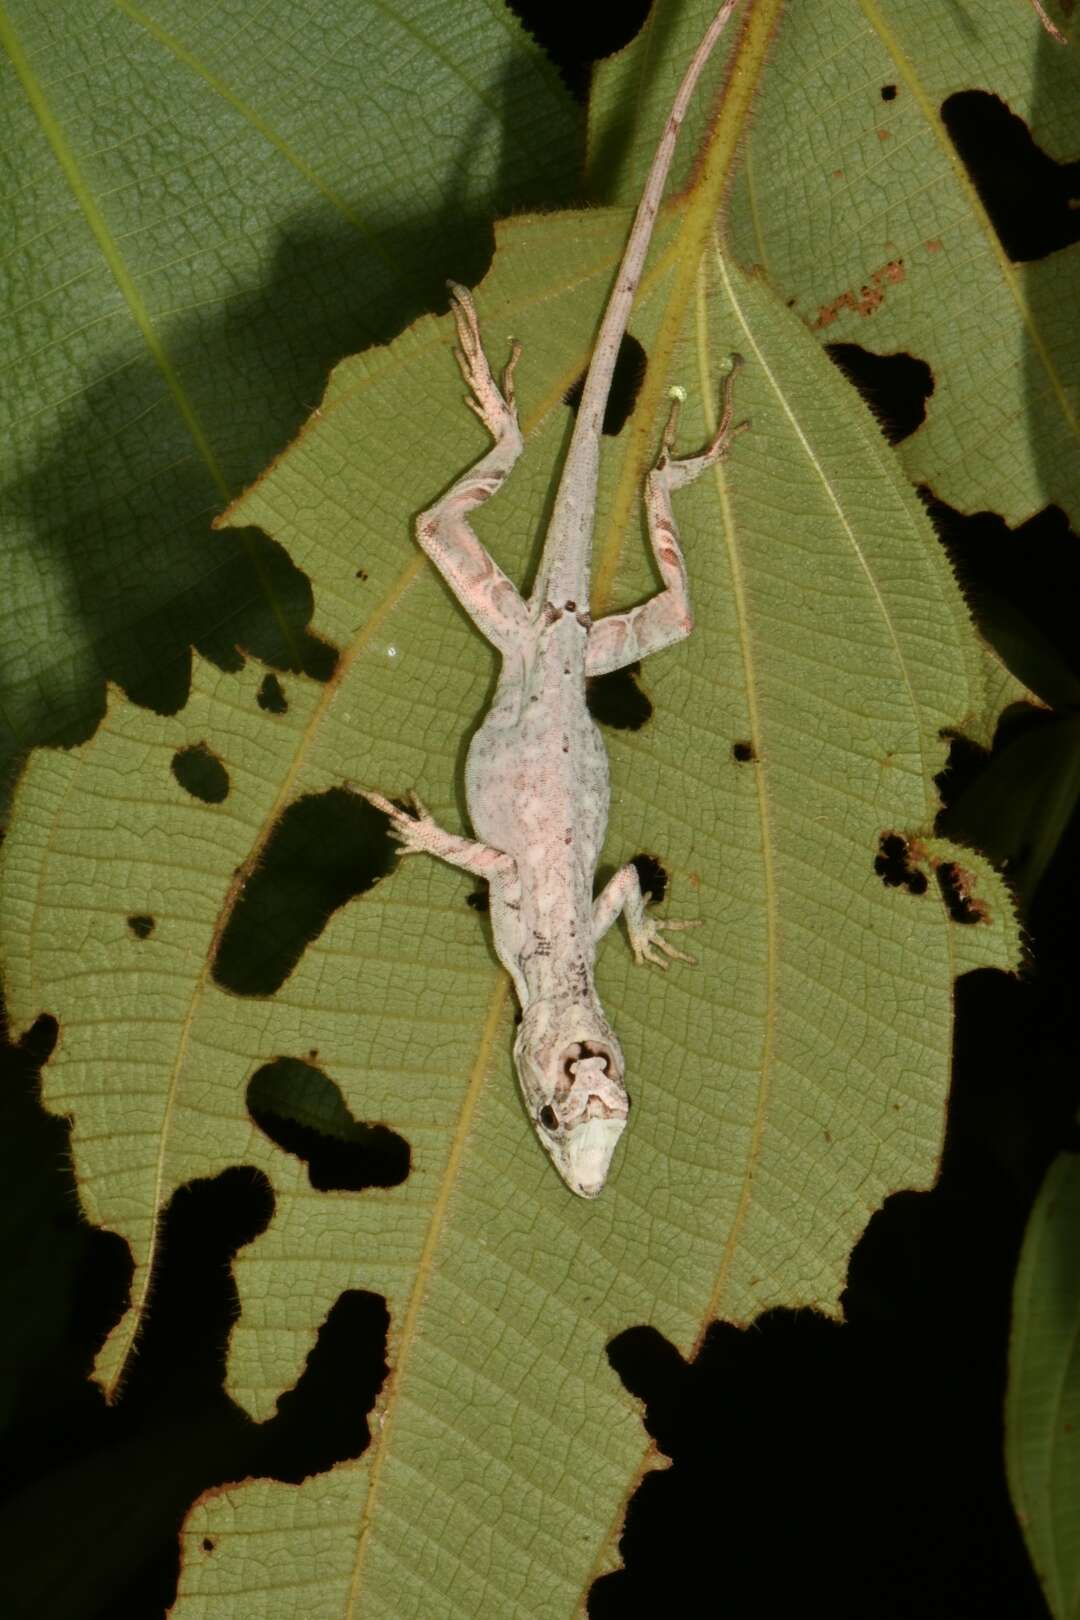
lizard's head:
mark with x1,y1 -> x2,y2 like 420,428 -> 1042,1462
513,1000 -> 628,1199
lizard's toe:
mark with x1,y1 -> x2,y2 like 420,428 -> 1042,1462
361,789 -> 396,817
633,918 -> 698,967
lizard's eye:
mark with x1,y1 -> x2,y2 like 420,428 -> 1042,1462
538,1105 -> 559,1133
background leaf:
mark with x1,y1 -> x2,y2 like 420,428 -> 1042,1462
723,1 -> 1080,532
0,0 -> 577,785
1007,1150 -> 1080,1620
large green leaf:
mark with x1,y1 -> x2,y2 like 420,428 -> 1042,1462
1007,1151 -> 1080,1620
0,2 -> 1034,1615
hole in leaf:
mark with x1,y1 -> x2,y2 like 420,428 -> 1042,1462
265,1288 -> 390,1482
1,1010 -> 132,1492
466,890 -> 489,913
587,664 -> 652,730
941,90 -> 1080,261
935,732 -> 993,817
128,914 -> 155,939
247,1057 -> 409,1191
294,634 -> 338,683
732,740 -> 756,763
517,4 -> 650,100
826,343 -> 933,444
595,971 -> 1067,1620
257,674 -> 288,714
565,334 -> 647,436
171,743 -> 230,805
881,83 -> 897,101
213,788 -> 395,996
207,526 -> 339,683
922,493 -> 1080,700
874,833 -> 928,895
631,853 -> 668,906
0,1164 -> 391,1617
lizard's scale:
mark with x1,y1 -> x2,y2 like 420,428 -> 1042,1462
365,3 -> 745,1197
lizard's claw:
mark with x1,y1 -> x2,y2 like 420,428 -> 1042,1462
630,916 -> 701,969
447,281 -> 521,443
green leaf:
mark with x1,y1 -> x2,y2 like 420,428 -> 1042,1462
0,0 -> 577,782
724,3 -> 1080,543
1007,1152 -> 1080,1620
0,2 -> 1035,1615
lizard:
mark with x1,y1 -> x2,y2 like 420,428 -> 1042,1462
364,1 -> 746,1199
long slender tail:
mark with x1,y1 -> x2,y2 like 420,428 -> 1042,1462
536,1 -> 741,605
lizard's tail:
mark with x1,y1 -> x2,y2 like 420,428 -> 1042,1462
538,0 -> 742,605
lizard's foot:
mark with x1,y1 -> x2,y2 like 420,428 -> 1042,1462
363,788 -> 514,879
628,915 -> 702,970
361,790 -> 434,856
447,281 -> 522,443
657,354 -> 749,489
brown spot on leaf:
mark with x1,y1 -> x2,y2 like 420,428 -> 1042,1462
937,862 -> 991,925
875,833 -> 993,924
813,259 -> 906,328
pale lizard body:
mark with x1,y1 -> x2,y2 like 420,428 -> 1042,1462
365,2 -> 745,1197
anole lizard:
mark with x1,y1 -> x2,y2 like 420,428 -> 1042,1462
365,2 -> 746,1198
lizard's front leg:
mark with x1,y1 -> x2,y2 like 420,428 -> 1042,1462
592,862 -> 700,969
585,356 -> 746,676
415,283 -> 530,656
363,791 -> 514,882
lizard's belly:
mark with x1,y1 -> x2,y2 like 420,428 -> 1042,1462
464,683 -> 609,877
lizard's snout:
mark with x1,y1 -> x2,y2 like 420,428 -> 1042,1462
565,1116 -> 626,1200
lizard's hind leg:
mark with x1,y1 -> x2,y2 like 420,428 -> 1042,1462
585,356 -> 746,676
414,283 -> 530,655
362,790 -> 513,881
592,862 -> 700,969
